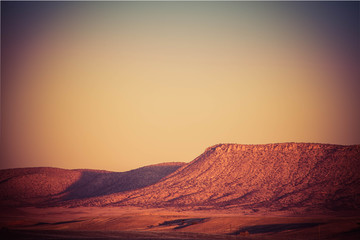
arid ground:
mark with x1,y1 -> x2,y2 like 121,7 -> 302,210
1,206 -> 359,240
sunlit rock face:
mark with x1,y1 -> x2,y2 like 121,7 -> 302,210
77,143 -> 359,215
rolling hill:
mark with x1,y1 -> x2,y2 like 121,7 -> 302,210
0,162 -> 185,207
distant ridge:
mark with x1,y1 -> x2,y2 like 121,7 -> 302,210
70,143 -> 360,215
0,163 -> 185,207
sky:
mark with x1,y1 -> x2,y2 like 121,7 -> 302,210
1,1 -> 359,171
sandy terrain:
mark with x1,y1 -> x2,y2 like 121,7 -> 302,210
0,206 -> 359,239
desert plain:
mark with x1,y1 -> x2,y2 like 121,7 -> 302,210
1,206 -> 359,240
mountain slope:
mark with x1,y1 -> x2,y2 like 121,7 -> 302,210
0,162 -> 185,207
74,143 -> 360,214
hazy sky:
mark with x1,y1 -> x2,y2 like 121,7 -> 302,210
1,2 -> 359,171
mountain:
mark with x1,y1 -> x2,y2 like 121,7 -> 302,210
0,162 -> 185,207
70,143 -> 360,215
1,143 -> 359,215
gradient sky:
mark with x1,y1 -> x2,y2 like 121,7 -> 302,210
1,1 -> 359,171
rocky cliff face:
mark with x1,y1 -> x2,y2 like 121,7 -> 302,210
75,143 -> 360,214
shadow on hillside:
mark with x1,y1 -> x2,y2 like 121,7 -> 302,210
230,222 -> 323,235
57,164 -> 183,201
33,220 -> 84,226
158,218 -> 209,229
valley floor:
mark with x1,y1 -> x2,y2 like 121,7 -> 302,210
0,206 -> 359,240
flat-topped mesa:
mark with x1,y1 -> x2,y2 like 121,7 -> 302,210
88,142 -> 359,214
204,142 -> 354,153
199,143 -> 360,165
196,143 -> 360,172
191,143 -> 354,172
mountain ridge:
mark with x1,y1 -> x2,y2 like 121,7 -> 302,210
67,143 -> 360,215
